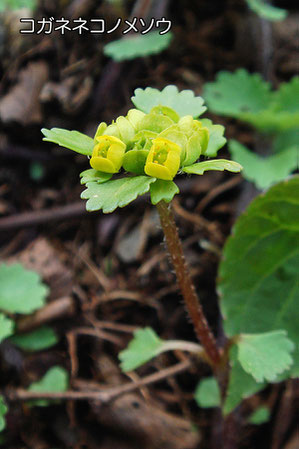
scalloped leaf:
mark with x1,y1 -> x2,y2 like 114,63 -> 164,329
28,366 -> 69,407
229,140 -> 298,189
10,326 -> 58,351
246,0 -> 287,21
42,128 -> 94,156
194,377 -> 221,408
0,314 -> 14,344
0,263 -> 49,314
132,85 -> 207,118
272,76 -> 299,114
200,119 -> 227,157
150,180 -> 179,205
218,176 -> 299,380
224,347 -> 266,415
119,327 -> 164,372
237,331 -> 294,382
182,159 -> 242,175
104,31 -> 172,62
0,396 -> 8,432
81,176 -> 156,213
79,169 -> 112,185
203,69 -> 272,117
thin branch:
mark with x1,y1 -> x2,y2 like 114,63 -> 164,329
6,359 -> 192,403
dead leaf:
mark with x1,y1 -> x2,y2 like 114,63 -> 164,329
0,61 -> 48,124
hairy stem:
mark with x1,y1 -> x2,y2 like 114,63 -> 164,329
156,200 -> 221,368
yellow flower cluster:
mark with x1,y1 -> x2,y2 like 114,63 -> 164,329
90,107 -> 209,181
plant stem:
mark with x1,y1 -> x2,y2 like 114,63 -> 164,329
156,200 -> 221,368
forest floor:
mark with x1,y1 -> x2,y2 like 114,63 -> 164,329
0,0 -> 297,448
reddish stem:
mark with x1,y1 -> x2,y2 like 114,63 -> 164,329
156,200 -> 221,368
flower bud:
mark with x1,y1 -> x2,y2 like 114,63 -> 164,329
150,105 -> 180,123
178,116 -> 209,165
145,137 -> 181,181
90,135 -> 126,173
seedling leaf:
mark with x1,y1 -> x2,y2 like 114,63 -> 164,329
104,31 -> 173,61
182,159 -> 242,175
0,314 -> 14,344
81,176 -> 156,213
218,176 -> 299,380
203,69 -> 272,117
229,140 -> 298,189
237,331 -> 294,382
132,85 -> 207,118
194,377 -> 221,408
248,406 -> 271,425
10,326 -> 58,351
119,327 -> 164,371
200,119 -> 227,157
150,180 -> 179,205
0,396 -> 8,432
41,128 -> 94,156
28,366 -> 69,407
246,0 -> 287,21
0,263 -> 49,314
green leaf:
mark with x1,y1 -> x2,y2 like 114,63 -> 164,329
203,69 -> 272,117
119,327 -> 164,371
200,119 -> 227,157
10,326 -> 58,351
182,159 -> 242,175
81,176 -> 156,213
0,263 -> 49,314
224,348 -> 265,415
248,406 -> 271,425
241,109 -> 299,132
104,31 -> 173,62
79,169 -> 112,185
229,140 -> 298,189
246,0 -> 287,21
0,396 -> 8,432
237,331 -> 294,382
273,128 -> 299,153
194,377 -> 221,408
0,314 -> 14,344
218,176 -> 299,378
272,76 -> 299,114
28,366 -> 69,407
132,85 -> 207,118
0,0 -> 36,11
41,128 -> 94,156
150,180 -> 179,205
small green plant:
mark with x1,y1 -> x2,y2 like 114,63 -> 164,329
203,69 -> 299,189
0,263 -> 61,433
40,85 -> 298,440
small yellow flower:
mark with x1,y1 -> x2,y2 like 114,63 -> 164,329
145,138 -> 181,181
90,135 -> 126,173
